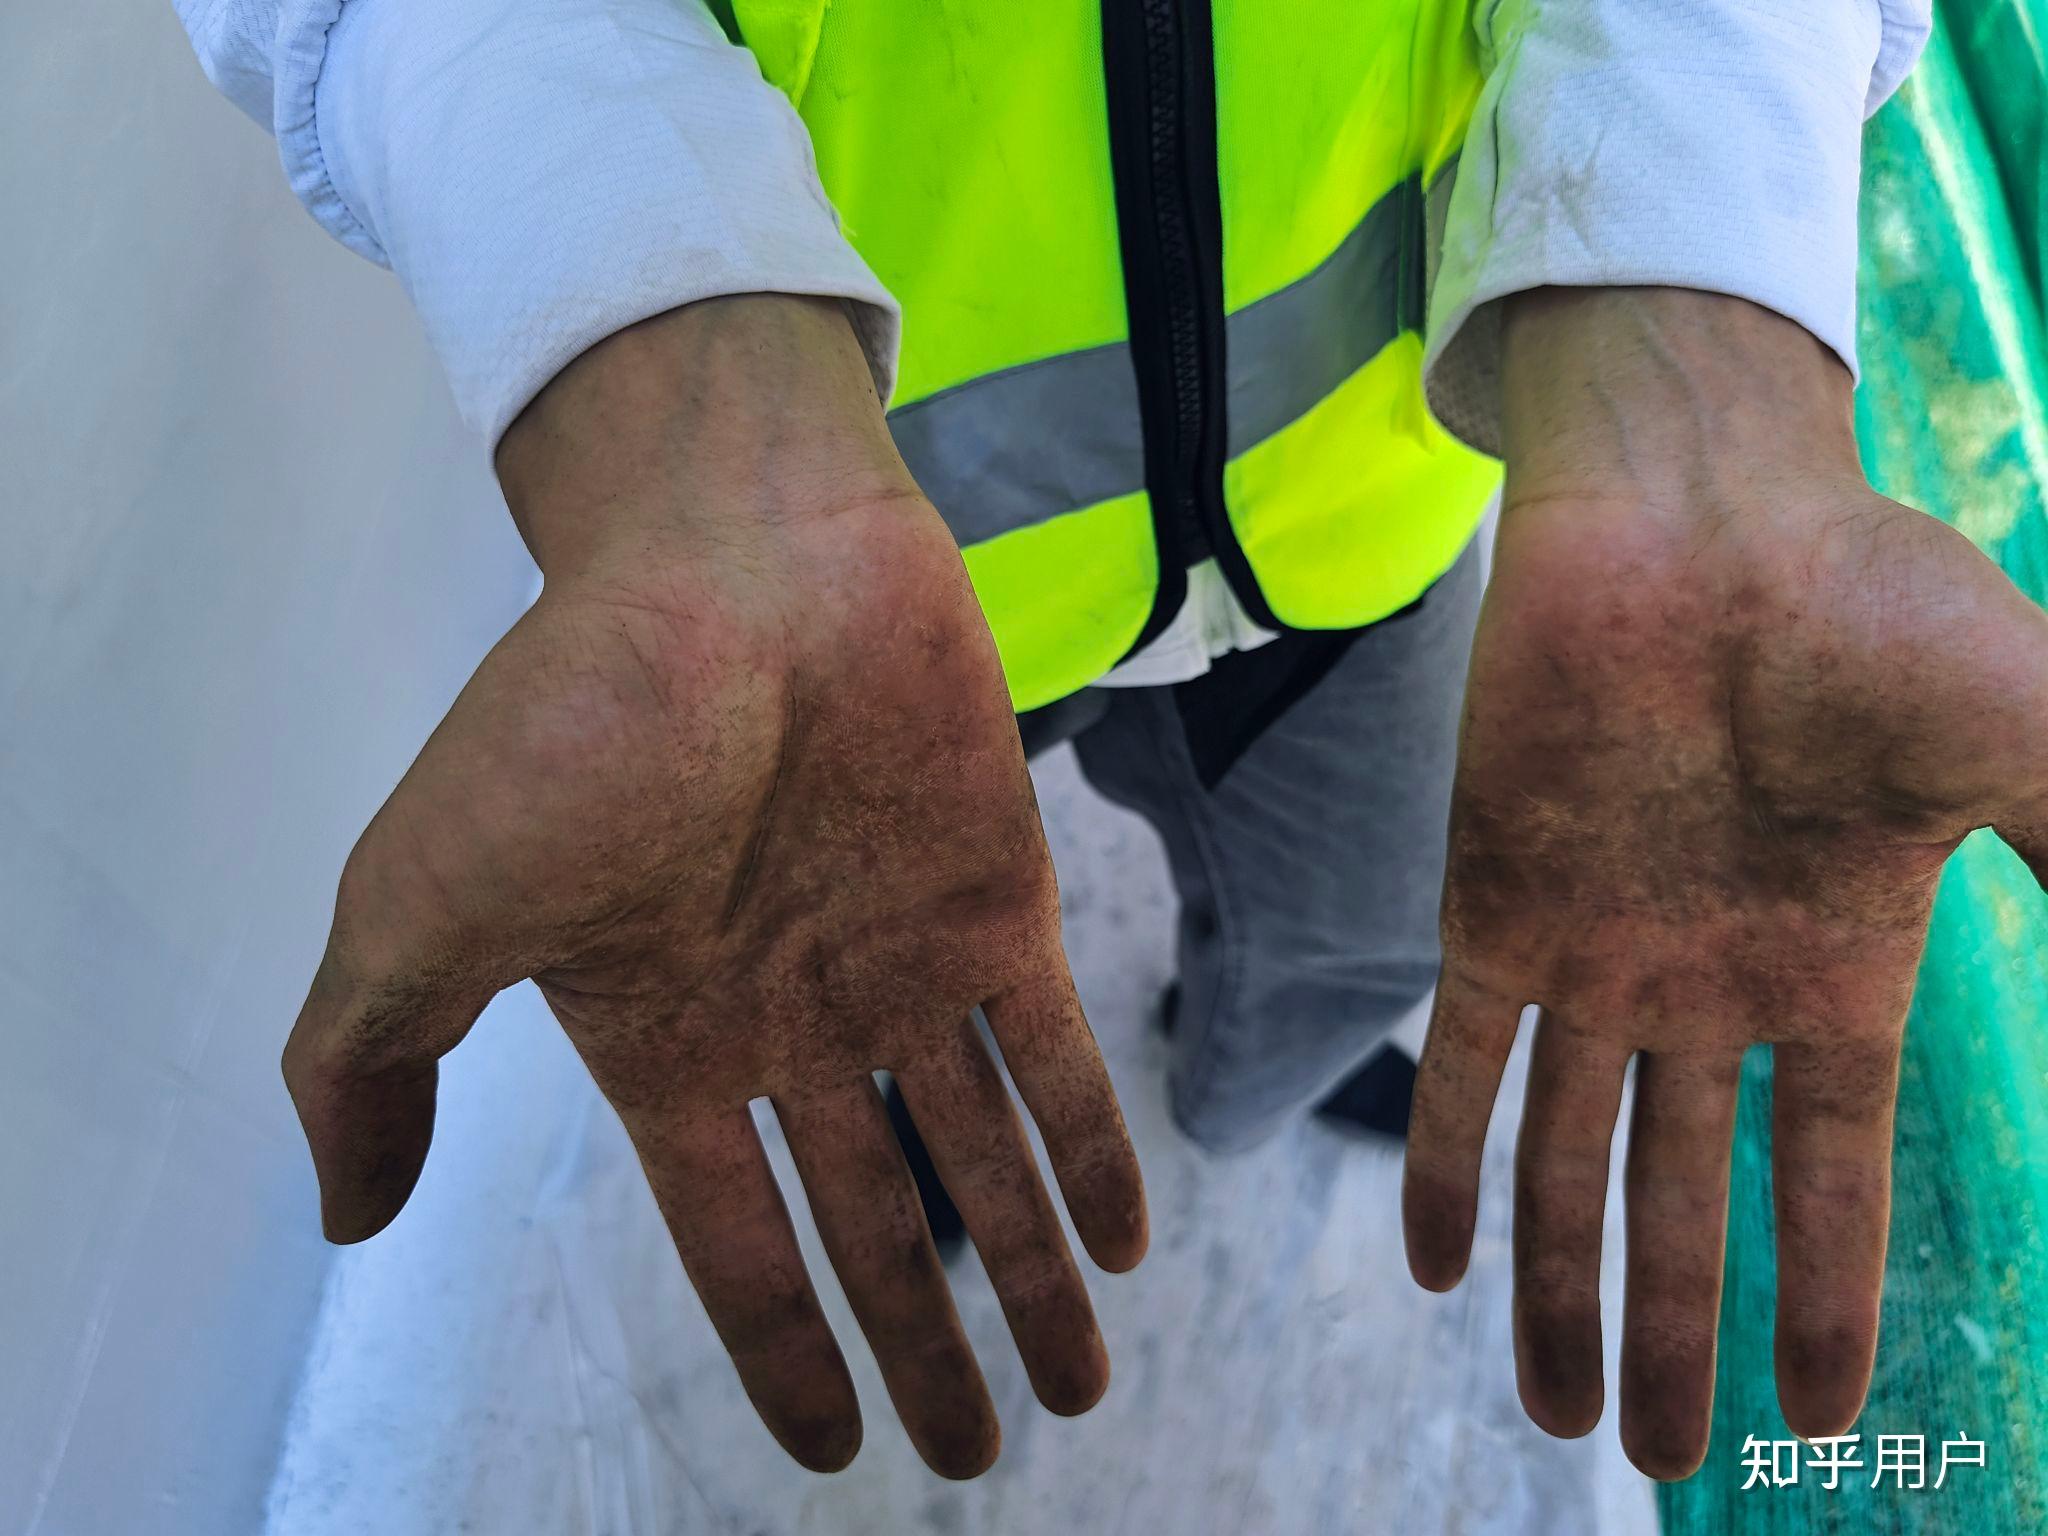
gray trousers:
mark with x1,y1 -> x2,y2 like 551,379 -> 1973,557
1021,540 -> 1484,1153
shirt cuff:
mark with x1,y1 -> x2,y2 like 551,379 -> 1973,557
1424,0 -> 1925,458
295,0 -> 899,447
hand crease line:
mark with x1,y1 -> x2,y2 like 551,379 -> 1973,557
721,681 -> 801,932
1725,673 -> 1789,861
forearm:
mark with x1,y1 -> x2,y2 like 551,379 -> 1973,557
1426,0 -> 1931,457
175,0 -> 901,448
1497,287 -> 1863,511
496,295 -> 919,582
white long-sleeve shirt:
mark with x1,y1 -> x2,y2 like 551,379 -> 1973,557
174,0 -> 1930,687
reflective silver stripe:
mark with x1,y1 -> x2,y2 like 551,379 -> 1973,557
1224,179 -> 1417,457
886,337 -> 1145,548
887,175 -> 1420,547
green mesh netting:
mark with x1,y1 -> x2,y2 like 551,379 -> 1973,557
1661,3 -> 2048,1529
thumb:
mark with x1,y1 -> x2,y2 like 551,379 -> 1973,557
1972,572 -> 2048,894
1998,808 -> 2048,894
281,942 -> 494,1243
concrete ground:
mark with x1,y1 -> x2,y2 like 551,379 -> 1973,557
265,746 -> 1657,1536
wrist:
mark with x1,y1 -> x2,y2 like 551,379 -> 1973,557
495,294 -> 922,584
1498,287 -> 1865,522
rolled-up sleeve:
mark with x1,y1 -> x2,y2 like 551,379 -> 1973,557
1424,0 -> 1933,456
173,0 -> 900,446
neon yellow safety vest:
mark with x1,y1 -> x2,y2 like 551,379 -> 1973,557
724,0 -> 1502,712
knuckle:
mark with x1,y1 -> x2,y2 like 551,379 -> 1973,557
972,1218 -> 1074,1302
1626,1310 -> 1719,1370
1517,1259 -> 1601,1313
1778,1311 -> 1874,1381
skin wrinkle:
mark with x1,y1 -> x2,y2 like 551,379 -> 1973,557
1403,287 -> 2048,1481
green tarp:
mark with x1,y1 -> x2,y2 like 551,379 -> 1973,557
1663,2 -> 2048,1529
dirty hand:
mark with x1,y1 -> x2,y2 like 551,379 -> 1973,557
1403,288 -> 2048,1479
281,296 -> 1147,1479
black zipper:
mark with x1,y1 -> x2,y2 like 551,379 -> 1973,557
1100,0 -> 1282,653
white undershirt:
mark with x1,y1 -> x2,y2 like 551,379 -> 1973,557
1096,562 -> 1280,688
175,0 -> 1930,687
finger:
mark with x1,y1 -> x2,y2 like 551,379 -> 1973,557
1771,1039 -> 1899,1439
774,1079 -> 1000,1479
281,948 -> 493,1243
1404,967 -> 1524,1290
1512,1011 -> 1630,1438
628,1102 -> 862,1473
897,1017 -> 1110,1416
981,970 -> 1148,1273
1618,1049 -> 1743,1481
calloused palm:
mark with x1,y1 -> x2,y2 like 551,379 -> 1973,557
1407,479 -> 2048,1478
284,480 -> 1145,1478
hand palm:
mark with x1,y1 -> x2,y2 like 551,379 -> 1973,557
1406,486 -> 2048,1477
285,502 -> 1146,1478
